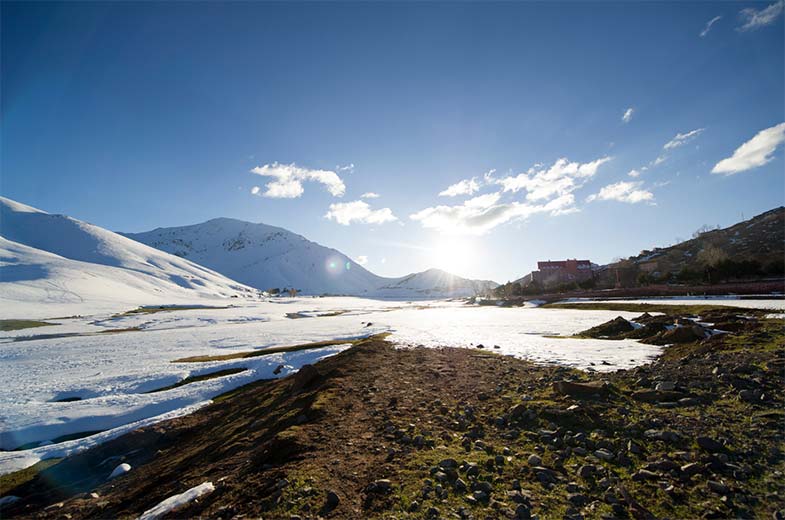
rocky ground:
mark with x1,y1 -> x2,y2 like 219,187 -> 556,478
1,305 -> 783,519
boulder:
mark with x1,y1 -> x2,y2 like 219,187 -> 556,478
578,316 -> 634,338
553,380 -> 610,398
291,364 -> 321,392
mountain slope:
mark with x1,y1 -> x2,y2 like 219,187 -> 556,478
619,206 -> 785,276
0,197 -> 259,318
123,219 -> 497,297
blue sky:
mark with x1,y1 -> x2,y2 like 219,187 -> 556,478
2,1 -> 784,282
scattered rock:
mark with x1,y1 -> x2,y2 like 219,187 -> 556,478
366,479 -> 392,493
323,490 -> 340,512
697,436 -> 726,452
527,454 -> 542,466
707,480 -> 730,495
631,469 -> 659,481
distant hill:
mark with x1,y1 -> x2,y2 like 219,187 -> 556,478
123,219 -> 497,297
497,206 -> 784,297
612,206 -> 784,284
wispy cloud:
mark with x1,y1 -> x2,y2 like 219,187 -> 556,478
250,162 -> 346,198
622,107 -> 634,123
627,169 -> 642,178
355,255 -> 368,266
663,128 -> 705,150
250,186 -> 260,195
711,122 -> 785,175
439,177 -> 481,197
325,200 -> 398,225
738,0 -> 784,31
700,15 -> 722,37
586,181 -> 654,204
361,192 -> 380,199
337,163 -> 355,172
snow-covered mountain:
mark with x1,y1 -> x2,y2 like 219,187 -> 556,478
123,218 -> 497,297
0,197 -> 259,318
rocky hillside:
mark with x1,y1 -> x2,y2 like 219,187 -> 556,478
616,206 -> 784,281
3,305 -> 783,519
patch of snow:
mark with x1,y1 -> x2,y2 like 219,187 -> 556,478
137,481 -> 215,520
109,462 -> 131,479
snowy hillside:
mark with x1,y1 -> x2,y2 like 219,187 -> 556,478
124,219 -> 498,297
123,218 -> 387,295
375,268 -> 498,297
0,197 -> 259,318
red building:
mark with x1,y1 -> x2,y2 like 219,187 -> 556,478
523,259 -> 594,288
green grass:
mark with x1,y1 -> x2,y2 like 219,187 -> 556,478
542,302 -> 763,315
0,319 -> 57,331
144,367 -> 248,393
0,458 -> 62,496
172,333 -> 389,363
115,305 -> 230,317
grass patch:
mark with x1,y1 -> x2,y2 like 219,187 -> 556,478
115,305 -> 230,317
0,458 -> 62,496
98,327 -> 142,334
542,302 -> 761,315
144,367 -> 248,393
286,310 -> 347,319
172,333 -> 389,363
0,319 -> 57,332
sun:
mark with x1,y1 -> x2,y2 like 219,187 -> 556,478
429,238 -> 475,276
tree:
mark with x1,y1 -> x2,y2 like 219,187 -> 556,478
696,246 -> 729,284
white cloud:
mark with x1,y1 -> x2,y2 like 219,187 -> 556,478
627,169 -> 641,178
325,200 -> 398,226
622,107 -> 634,123
651,155 -> 667,166
586,181 -> 654,204
361,192 -> 380,199
337,163 -> 355,172
439,177 -> 481,197
250,162 -> 346,198
250,186 -> 260,195
495,157 -> 612,201
711,122 -> 785,175
738,0 -> 784,31
355,255 -> 368,266
700,15 -> 722,37
411,157 -> 608,235
410,192 -> 576,235
663,128 -> 705,150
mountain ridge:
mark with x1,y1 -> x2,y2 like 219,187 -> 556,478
123,219 -> 497,297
